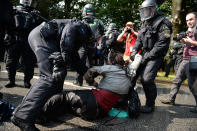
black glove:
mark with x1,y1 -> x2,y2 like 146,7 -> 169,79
141,53 -> 149,65
130,50 -> 137,61
49,52 -> 67,82
52,65 -> 67,82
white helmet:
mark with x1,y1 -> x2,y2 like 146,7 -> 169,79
140,0 -> 158,21
20,0 -> 38,8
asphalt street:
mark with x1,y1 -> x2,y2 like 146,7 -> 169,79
0,62 -> 197,131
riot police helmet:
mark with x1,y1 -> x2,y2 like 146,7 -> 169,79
19,0 -> 38,8
140,0 -> 158,21
82,4 -> 96,17
108,23 -> 118,31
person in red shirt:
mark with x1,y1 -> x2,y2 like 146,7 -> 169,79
117,22 -> 139,61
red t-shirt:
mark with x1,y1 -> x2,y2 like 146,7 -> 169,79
123,33 -> 137,56
92,89 -> 120,113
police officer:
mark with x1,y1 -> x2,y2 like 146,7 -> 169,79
99,23 -> 123,65
0,0 -> 14,98
130,0 -> 172,113
5,0 -> 43,88
11,19 -> 94,130
73,4 -> 105,86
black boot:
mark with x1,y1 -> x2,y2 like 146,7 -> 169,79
0,92 -> 3,99
24,82 -> 31,88
73,75 -> 83,86
5,81 -> 16,88
140,105 -> 155,113
11,116 -> 40,131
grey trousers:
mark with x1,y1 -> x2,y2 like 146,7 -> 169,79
169,60 -> 197,105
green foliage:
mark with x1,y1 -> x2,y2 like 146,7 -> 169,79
10,0 -> 194,32
158,0 -> 172,17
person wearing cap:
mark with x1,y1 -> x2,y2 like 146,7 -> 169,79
117,21 -> 139,61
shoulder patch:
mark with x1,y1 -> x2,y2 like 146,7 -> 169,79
162,24 -> 171,38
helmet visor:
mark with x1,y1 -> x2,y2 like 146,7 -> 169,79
140,7 -> 153,21
20,0 -> 37,8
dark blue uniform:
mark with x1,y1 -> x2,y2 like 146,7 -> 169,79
13,19 -> 93,123
5,6 -> 43,88
131,15 -> 172,107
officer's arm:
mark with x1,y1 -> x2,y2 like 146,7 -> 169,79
144,24 -> 171,60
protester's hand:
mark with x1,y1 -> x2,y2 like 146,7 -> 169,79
123,27 -> 128,33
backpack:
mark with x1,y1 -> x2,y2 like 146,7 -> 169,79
0,101 -> 15,122
128,89 -> 141,118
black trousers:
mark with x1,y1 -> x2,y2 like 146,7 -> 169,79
131,58 -> 163,106
5,40 -> 35,83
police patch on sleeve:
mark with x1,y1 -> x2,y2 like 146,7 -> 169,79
163,25 -> 171,38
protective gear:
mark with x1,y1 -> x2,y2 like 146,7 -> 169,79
5,81 -> 16,88
141,52 -> 149,65
82,4 -> 96,17
130,50 -> 137,61
140,0 -> 158,21
48,52 -> 67,83
140,105 -> 154,113
108,23 -> 117,31
130,11 -> 172,109
40,21 -> 58,40
128,54 -> 142,79
11,116 -> 39,131
20,0 -> 38,8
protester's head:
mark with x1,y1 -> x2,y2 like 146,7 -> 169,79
82,4 -> 96,18
140,0 -> 158,22
19,0 -> 38,8
186,12 -> 197,29
108,50 -> 125,66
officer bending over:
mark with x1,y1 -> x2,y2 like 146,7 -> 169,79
11,19 -> 94,131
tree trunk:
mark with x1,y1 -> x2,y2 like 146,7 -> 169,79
171,0 -> 185,36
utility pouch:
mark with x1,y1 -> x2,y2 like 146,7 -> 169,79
40,21 -> 58,40
189,56 -> 197,72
